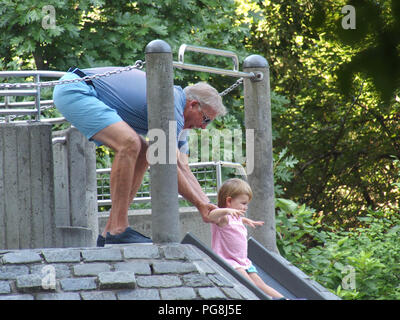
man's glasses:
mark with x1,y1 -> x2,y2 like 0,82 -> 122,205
198,103 -> 211,125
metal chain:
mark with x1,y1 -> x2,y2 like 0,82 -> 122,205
219,77 -> 243,97
0,60 -> 145,89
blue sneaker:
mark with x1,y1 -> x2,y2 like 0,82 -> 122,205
105,227 -> 152,244
97,234 -> 105,247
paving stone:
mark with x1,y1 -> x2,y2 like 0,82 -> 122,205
2,251 -> 42,264
0,265 -> 29,280
117,289 -> 160,300
182,245 -> 204,260
221,287 -> 244,300
30,264 -> 71,279
193,261 -> 217,274
123,245 -> 160,259
136,275 -> 182,288
198,287 -> 227,300
16,274 -> 48,292
162,244 -> 186,260
42,249 -> 81,263
60,277 -> 97,291
160,287 -> 196,300
0,294 -> 34,300
82,248 -> 123,262
0,281 -> 11,294
98,271 -> 136,289
208,274 -> 235,288
80,291 -> 117,300
152,261 -> 197,274
114,261 -> 151,275
36,292 -> 81,300
73,263 -> 111,276
182,274 -> 214,287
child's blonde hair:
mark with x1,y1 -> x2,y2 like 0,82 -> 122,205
217,178 -> 253,208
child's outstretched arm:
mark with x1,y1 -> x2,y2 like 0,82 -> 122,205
208,208 -> 245,227
242,217 -> 265,228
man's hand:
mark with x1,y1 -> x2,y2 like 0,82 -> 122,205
198,202 -> 218,223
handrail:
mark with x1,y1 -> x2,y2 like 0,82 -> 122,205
96,161 -> 247,207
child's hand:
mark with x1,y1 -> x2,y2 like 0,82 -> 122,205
243,217 -> 264,228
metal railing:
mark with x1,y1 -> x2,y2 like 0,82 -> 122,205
0,70 -> 67,123
96,161 -> 247,208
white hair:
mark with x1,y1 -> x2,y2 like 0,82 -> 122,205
183,82 -> 227,116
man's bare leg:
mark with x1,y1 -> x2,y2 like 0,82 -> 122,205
101,135 -> 149,237
92,121 -> 142,236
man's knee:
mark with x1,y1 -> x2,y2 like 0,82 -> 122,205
117,133 -> 142,158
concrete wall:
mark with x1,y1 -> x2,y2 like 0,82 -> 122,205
0,123 -> 56,249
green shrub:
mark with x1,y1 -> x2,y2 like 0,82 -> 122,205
276,200 -> 400,300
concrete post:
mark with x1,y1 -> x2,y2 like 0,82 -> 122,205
52,127 -> 98,247
0,122 -> 56,249
243,55 -> 278,253
145,39 -> 180,243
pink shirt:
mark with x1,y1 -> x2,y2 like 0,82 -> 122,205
211,215 -> 252,269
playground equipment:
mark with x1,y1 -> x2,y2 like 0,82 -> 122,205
0,40 -> 274,250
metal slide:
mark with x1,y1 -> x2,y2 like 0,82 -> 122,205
181,233 -> 340,300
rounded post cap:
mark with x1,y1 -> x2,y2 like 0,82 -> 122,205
243,55 -> 269,68
145,39 -> 172,53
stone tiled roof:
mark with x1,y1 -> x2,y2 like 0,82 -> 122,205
0,244 -> 259,300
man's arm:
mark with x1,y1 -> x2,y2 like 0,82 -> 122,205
176,150 -> 216,222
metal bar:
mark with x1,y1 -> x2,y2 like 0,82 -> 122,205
0,109 -> 38,115
178,44 -> 239,71
0,90 -> 37,96
0,71 -> 66,78
0,99 -> 54,108
173,61 -> 257,79
35,74 -> 41,121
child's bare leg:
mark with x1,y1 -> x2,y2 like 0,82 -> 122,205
248,272 -> 284,298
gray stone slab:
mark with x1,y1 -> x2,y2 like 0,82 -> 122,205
160,287 -> 196,300
0,265 -> 29,280
42,249 -> 81,263
60,277 -> 97,291
80,291 -> 117,300
0,294 -> 34,300
123,245 -> 160,259
136,275 -> 182,288
221,287 -> 244,300
30,264 -> 71,279
98,271 -> 136,290
81,248 -> 122,262
2,251 -> 42,264
198,287 -> 227,300
36,292 -> 81,300
152,261 -> 197,274
117,289 -> 160,300
161,244 -> 187,260
73,263 -> 111,276
182,274 -> 214,287
114,261 -> 151,275
208,274 -> 235,288
0,281 -> 11,294
193,260 -> 217,274
16,274 -> 47,292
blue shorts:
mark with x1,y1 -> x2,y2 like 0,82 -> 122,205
53,73 -> 122,145
246,265 -> 258,273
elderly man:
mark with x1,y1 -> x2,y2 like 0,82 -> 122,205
53,66 -> 226,246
